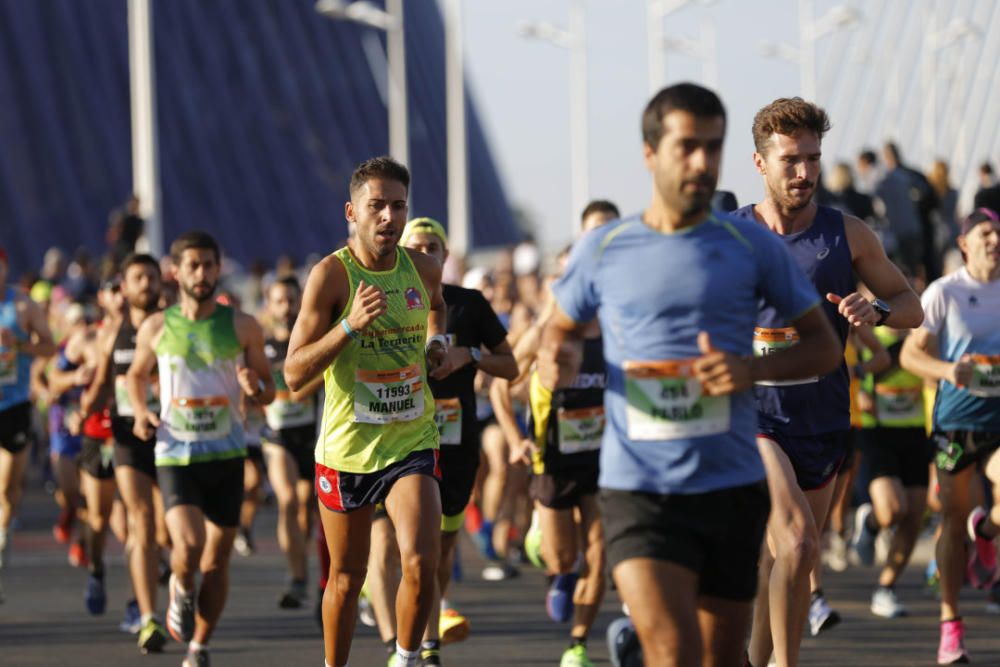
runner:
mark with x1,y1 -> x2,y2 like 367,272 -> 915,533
127,231 -> 276,667
0,247 -> 56,601
399,216 -> 517,665
283,156 -> 447,667
81,253 -> 169,652
260,276 -> 323,609
900,208 -> 1000,664
733,97 -> 923,667
852,321 -> 930,619
539,82 -> 841,666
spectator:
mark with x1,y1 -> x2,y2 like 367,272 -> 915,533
875,142 -> 935,278
106,195 -> 145,264
856,148 -> 882,194
927,160 -> 959,264
978,162 -> 995,189
825,162 -> 875,220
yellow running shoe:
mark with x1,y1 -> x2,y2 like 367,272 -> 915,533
439,607 -> 470,645
560,644 -> 594,667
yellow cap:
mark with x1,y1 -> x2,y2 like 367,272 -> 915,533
401,217 -> 448,248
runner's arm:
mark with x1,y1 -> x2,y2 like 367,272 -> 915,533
80,327 -> 116,417
46,332 -> 94,400
489,322 -> 544,450
851,325 -> 890,378
20,297 -> 56,358
126,313 -> 163,438
286,374 -> 324,402
536,304 -> 585,391
237,313 -> 276,405
900,327 -> 972,388
842,215 -> 923,328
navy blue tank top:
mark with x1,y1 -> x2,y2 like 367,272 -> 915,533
732,204 -> 852,437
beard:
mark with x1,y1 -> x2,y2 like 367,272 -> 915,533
129,291 -> 160,312
181,281 -> 216,303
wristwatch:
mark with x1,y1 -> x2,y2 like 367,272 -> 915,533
871,298 -> 891,327
468,347 -> 482,369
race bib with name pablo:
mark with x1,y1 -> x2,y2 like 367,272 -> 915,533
354,364 -> 423,424
434,397 -> 462,445
114,375 -> 160,418
265,391 -> 316,430
968,354 -> 1000,397
874,384 -> 923,423
557,406 -> 605,454
167,396 -> 232,441
752,327 -> 818,387
623,360 -> 730,440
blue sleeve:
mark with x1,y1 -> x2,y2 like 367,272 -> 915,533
551,228 -> 604,324
756,231 -> 821,321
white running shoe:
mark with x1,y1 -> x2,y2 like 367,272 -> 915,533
871,586 -> 907,618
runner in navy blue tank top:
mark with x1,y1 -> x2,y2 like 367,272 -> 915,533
738,98 -> 923,667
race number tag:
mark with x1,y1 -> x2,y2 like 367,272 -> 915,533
0,349 -> 16,386
623,360 -> 730,440
557,406 -> 605,454
265,391 -> 316,430
167,396 -> 232,441
434,398 -> 462,445
114,375 -> 160,417
874,385 -> 924,423
354,365 -> 423,424
968,354 -> 1000,397
752,328 -> 818,386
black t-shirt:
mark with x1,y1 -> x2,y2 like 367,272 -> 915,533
431,284 -> 508,449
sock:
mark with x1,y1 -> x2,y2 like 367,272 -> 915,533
569,635 -> 586,648
878,583 -> 895,592
811,588 -> 824,603
421,640 -> 440,651
395,642 -> 419,666
188,640 -> 207,652
384,637 -> 397,655
941,616 -> 962,624
141,613 -> 156,625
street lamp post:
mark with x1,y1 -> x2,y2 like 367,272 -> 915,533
520,0 -> 589,241
646,0 -> 714,93
443,0 -> 469,256
660,19 -> 718,90
921,13 -> 978,165
128,0 -> 163,257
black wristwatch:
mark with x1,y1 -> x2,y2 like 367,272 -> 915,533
468,347 -> 482,368
871,298 -> 891,327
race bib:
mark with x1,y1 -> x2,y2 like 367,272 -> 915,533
354,364 -> 423,424
874,384 -> 924,423
752,328 -> 818,386
434,397 -> 462,445
0,349 -> 16,386
968,354 -> 1000,397
623,360 -> 730,440
265,391 -> 316,430
557,405 -> 605,454
167,396 -> 232,441
114,375 -> 160,417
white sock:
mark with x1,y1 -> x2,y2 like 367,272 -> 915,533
189,641 -> 207,652
140,612 -> 155,625
395,643 -> 420,666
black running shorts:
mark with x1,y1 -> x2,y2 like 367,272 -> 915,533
158,457 -> 245,527
80,437 -> 116,480
529,467 -> 599,510
931,430 -> 1000,474
600,480 -> 770,602
0,402 -> 32,454
263,424 -> 316,481
860,427 -> 932,488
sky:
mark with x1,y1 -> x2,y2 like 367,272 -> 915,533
456,0 -> 999,253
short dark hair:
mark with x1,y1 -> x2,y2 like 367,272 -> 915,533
170,231 -> 221,264
120,253 -> 160,276
272,275 -> 301,293
642,83 -> 726,150
580,200 -> 620,223
884,142 -> 901,163
980,162 -> 994,176
859,149 -> 877,166
349,156 -> 410,198
752,97 -> 830,154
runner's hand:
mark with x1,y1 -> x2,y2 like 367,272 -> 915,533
429,345 -> 470,380
426,339 -> 447,375
826,292 -> 878,327
346,280 -> 387,333
509,438 -> 538,465
66,410 -> 83,436
132,408 -> 160,440
950,354 -> 974,388
694,332 -> 752,396
74,365 -> 95,387
237,366 -> 260,398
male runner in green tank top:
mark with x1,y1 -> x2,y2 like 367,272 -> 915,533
284,156 -> 448,667
127,231 -> 275,667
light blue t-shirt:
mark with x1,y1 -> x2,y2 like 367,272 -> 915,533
922,267 -> 1000,431
553,213 -> 820,494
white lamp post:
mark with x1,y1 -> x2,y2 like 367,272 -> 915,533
646,0 -> 714,93
128,0 -> 163,257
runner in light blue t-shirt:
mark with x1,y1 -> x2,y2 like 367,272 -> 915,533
539,83 -> 841,667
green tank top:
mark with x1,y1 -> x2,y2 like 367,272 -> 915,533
316,246 -> 438,473
861,327 -> 925,429
154,305 -> 245,465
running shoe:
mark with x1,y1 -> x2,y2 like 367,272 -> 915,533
808,594 -> 840,636
418,646 -> 442,666
358,589 -> 377,627
68,541 -> 88,569
137,617 -> 167,654
167,574 -> 196,643
158,557 -> 172,587
464,502 -> 482,535
560,644 -> 595,667
986,581 -> 1000,615
824,532 -> 849,572
926,558 -> 941,597
870,586 -> 907,618
606,616 -> 643,667
233,528 -> 255,557
439,608 -> 470,645
182,646 -> 210,667
966,506 -> 999,590
937,618 -> 969,664
52,512 -> 72,545
524,512 -> 544,570
119,598 -> 141,633
84,574 -> 107,615
0,529 -> 9,570
278,579 -> 307,610
481,561 -> 519,581
546,572 -> 579,623
850,503 -> 877,567
473,522 -> 498,561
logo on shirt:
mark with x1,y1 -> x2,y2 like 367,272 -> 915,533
318,475 -> 333,494
969,295 -> 979,307
404,287 -> 424,311
816,247 -> 831,260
